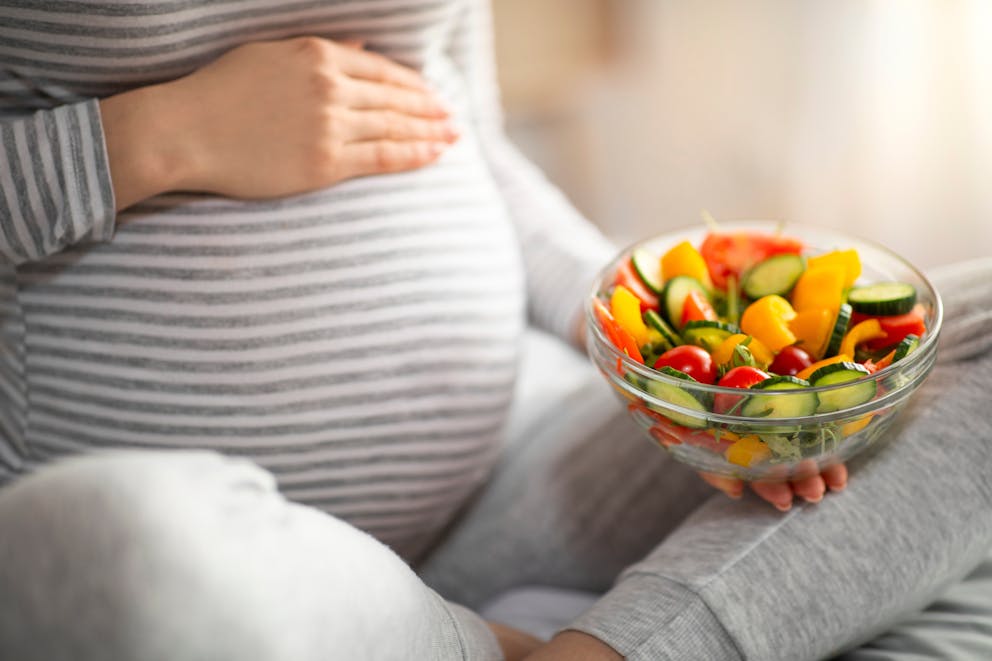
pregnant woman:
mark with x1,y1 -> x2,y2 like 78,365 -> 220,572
1,1 -> 990,659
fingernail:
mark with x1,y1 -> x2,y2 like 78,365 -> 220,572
727,490 -> 742,500
444,124 -> 460,141
828,482 -> 847,493
775,501 -> 793,512
429,142 -> 446,157
802,494 -> 823,504
434,99 -> 453,117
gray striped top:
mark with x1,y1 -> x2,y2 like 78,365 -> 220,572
0,0 -> 612,559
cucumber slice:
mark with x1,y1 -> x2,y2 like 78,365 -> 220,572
623,372 -> 647,391
662,276 -> 710,330
809,362 -> 876,412
848,282 -> 917,316
643,310 -> 682,348
825,304 -> 853,357
741,375 -> 818,419
644,367 -> 709,428
631,248 -> 664,295
742,254 -> 806,299
681,320 -> 742,353
893,334 -> 920,363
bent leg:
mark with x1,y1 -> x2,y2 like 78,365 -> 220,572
0,451 -> 500,661
424,259 -> 992,660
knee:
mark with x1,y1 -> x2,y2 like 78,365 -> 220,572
0,450 -> 273,559
0,450 -> 280,661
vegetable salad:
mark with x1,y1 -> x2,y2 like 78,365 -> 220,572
592,230 -> 927,468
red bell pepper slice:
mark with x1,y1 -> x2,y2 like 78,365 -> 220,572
614,259 -> 660,312
593,299 -> 644,363
853,304 -> 927,351
680,289 -> 718,326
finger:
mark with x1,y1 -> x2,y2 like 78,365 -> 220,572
344,78 -> 448,118
790,473 -> 826,504
340,140 -> 448,178
339,38 -> 366,50
822,463 -> 848,492
751,481 -> 794,511
344,110 -> 458,144
698,472 -> 743,499
334,43 -> 429,91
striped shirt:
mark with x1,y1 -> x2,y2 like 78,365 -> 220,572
0,0 -> 612,559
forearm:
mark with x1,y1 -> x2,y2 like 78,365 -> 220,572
98,83 -> 193,212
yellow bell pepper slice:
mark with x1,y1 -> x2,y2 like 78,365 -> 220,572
807,249 -> 862,288
840,414 -> 874,438
796,354 -> 853,381
788,308 -> 834,360
740,295 -> 797,353
661,241 -> 713,289
611,285 -> 651,346
725,435 -> 772,467
711,334 -> 774,369
644,328 -> 665,346
839,319 -> 887,359
792,266 -> 845,314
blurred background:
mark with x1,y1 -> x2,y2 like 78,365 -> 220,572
492,0 -> 992,270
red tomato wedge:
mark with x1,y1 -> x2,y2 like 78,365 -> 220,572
700,232 -> 804,291
615,259 -> 660,311
680,289 -> 718,326
592,299 -> 644,363
713,366 -> 770,413
852,304 -> 927,351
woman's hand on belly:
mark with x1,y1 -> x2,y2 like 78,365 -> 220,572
100,37 -> 459,210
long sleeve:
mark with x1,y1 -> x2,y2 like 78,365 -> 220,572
0,99 -> 116,265
447,0 -> 616,344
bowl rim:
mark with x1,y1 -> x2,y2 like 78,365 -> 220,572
586,220 -> 944,423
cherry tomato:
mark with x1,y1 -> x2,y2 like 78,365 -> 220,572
852,304 -> 926,351
654,345 -> 717,384
769,345 -> 814,377
700,232 -> 804,290
713,366 -> 770,413
614,259 -> 660,311
680,289 -> 718,326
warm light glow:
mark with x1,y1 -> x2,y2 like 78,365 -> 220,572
497,1 -> 992,267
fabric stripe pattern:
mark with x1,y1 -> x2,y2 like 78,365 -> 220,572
0,0 -> 611,559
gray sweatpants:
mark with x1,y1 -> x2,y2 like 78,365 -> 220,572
0,259 -> 990,660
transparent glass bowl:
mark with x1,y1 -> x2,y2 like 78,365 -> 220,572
585,222 -> 943,481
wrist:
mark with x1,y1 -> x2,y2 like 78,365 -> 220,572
525,630 -> 623,660
99,81 -> 197,210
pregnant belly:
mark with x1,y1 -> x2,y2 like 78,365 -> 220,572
14,159 -> 525,557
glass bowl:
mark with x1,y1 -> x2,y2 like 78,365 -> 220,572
585,221 -> 943,481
